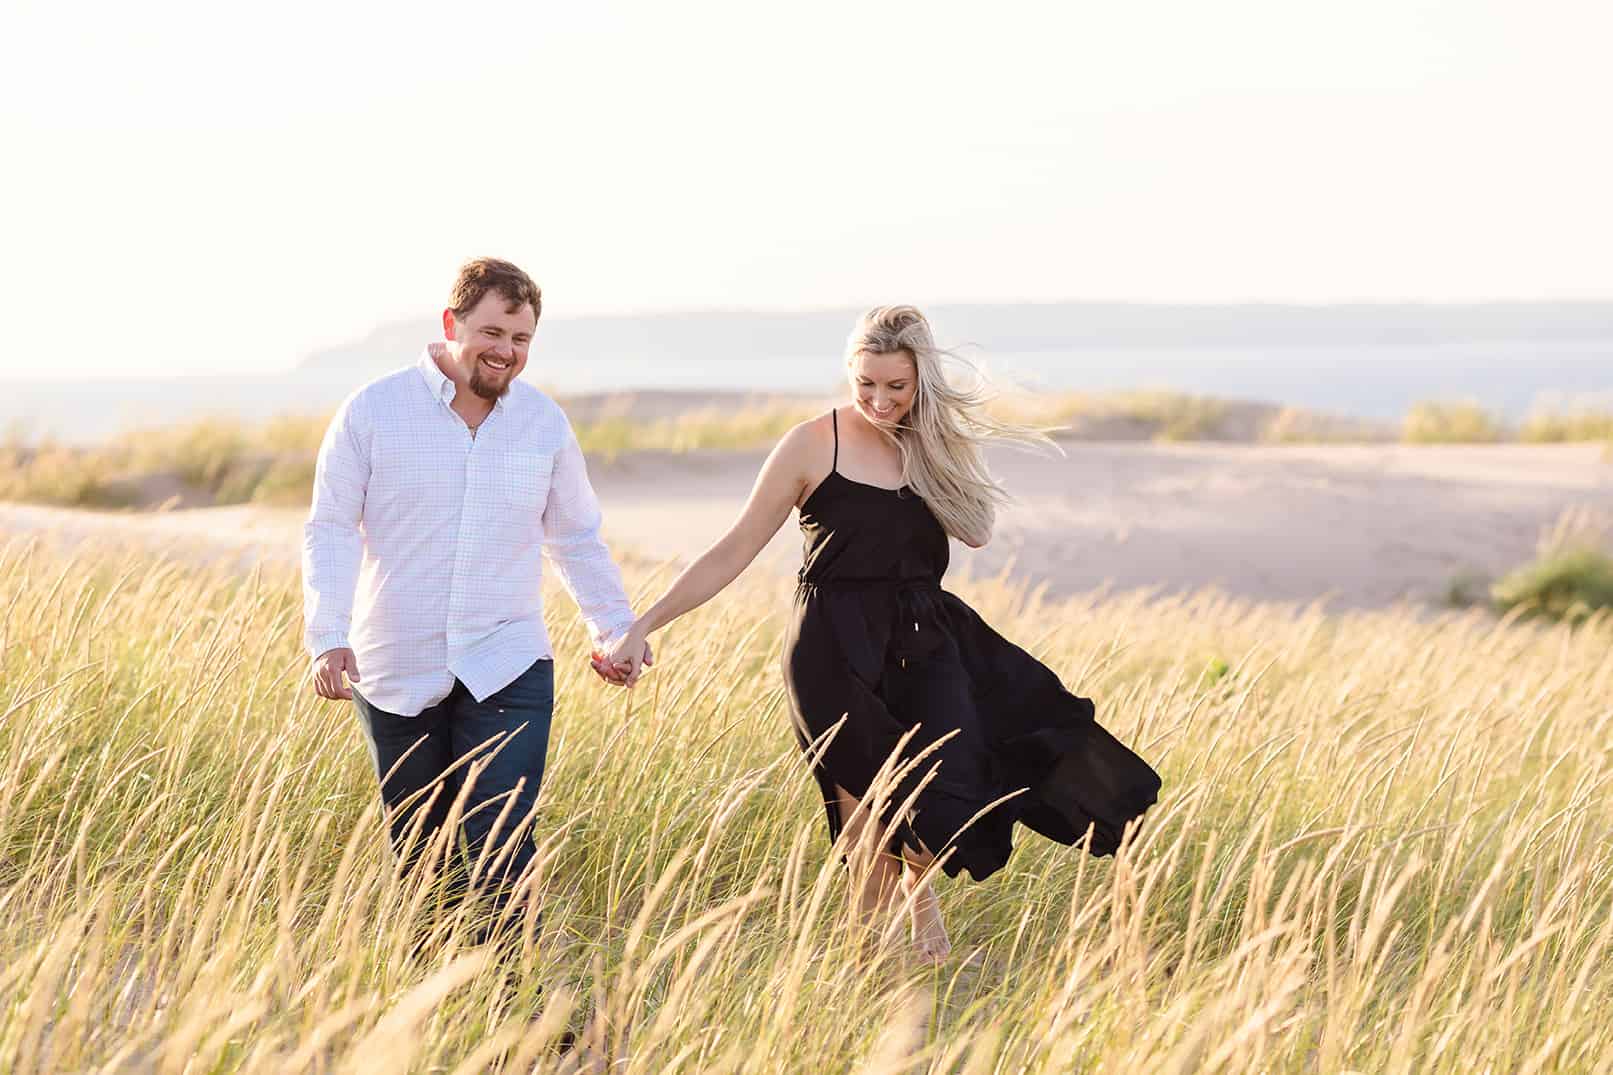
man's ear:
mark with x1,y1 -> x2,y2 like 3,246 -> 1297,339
441,308 -> 458,340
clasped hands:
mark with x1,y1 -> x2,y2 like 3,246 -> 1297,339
589,625 -> 653,689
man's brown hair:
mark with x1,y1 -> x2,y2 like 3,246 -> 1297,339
448,257 -> 543,321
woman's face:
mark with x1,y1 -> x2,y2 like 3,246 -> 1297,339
848,349 -> 918,427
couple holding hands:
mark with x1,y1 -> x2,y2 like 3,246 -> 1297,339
303,257 -> 1159,966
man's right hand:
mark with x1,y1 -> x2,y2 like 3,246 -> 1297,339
312,647 -> 361,700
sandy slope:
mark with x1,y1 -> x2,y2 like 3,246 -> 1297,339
593,442 -> 1613,609
3,443 -> 1608,611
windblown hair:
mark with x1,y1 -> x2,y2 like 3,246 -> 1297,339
846,305 -> 1055,546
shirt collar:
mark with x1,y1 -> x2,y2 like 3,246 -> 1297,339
416,344 -> 510,413
417,345 -> 456,406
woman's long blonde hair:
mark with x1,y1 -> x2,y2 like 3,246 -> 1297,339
846,305 -> 1055,546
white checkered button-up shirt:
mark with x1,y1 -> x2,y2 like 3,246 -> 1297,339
302,348 -> 636,715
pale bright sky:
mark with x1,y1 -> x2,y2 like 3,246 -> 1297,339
2,0 -> 1609,377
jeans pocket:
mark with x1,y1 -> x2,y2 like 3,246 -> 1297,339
490,658 -> 555,709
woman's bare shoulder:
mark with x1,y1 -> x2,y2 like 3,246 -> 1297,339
775,410 -> 836,465
756,411 -> 837,506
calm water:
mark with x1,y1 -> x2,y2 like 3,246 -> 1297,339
5,339 -> 1610,443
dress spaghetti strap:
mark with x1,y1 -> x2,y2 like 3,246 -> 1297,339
830,409 -> 839,473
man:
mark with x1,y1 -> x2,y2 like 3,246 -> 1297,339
302,257 -> 646,942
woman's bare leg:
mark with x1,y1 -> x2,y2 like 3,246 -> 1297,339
832,786 -> 950,964
832,786 -> 904,922
899,845 -> 951,965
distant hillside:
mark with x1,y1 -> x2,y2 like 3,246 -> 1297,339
300,302 -> 1613,371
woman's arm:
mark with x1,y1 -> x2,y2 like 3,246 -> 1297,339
606,421 -> 820,684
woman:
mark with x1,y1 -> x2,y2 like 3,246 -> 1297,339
604,306 -> 1160,963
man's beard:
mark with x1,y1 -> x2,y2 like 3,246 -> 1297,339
468,363 -> 512,401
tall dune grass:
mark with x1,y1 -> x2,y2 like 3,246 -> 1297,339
987,390 -> 1234,441
1519,399 -> 1613,444
2,539 -> 1611,1071
572,404 -> 822,461
6,391 -> 1610,512
0,407 -> 824,509
1401,400 -> 1507,444
1402,398 -> 1613,446
0,419 -> 326,510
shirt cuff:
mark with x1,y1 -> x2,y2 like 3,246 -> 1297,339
593,616 -> 638,652
306,631 -> 352,659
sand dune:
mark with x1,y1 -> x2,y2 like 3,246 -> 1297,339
3,442 -> 1607,611
594,441 -> 1612,609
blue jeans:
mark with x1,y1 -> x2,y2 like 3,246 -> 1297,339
351,658 -> 555,919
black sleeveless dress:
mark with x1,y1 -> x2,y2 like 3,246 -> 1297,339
781,412 -> 1161,881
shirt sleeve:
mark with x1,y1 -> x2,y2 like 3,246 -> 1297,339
301,392 -> 370,658
540,416 -> 636,650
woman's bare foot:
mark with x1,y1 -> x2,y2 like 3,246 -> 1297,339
905,875 -> 951,965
